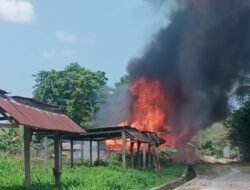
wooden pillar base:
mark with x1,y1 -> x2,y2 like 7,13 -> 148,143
122,129 -> 126,168
70,139 -> 74,168
97,141 -> 100,165
130,141 -> 134,168
89,140 -> 93,166
143,144 -> 146,169
24,126 -> 31,189
136,142 -> 141,169
81,141 -> 84,164
54,133 -> 62,190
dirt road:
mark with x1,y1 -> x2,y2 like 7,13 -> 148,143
176,165 -> 250,190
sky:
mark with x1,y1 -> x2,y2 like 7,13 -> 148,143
0,0 -> 169,97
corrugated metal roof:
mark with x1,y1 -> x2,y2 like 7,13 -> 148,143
126,128 -> 149,143
0,96 -> 85,133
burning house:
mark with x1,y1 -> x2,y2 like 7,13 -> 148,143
95,0 -> 250,160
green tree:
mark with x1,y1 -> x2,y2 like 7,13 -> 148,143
33,63 -> 108,127
114,75 -> 129,88
225,100 -> 250,161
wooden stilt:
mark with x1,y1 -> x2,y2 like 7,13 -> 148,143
54,133 -> 62,190
24,126 -> 31,189
130,141 -> 134,168
97,141 -> 100,165
81,141 -> 84,164
44,136 -> 48,162
60,141 -> 63,170
148,144 -> 151,168
122,129 -> 126,168
70,139 -> 74,168
143,144 -> 146,169
152,148 -> 155,168
137,142 -> 141,169
89,140 -> 92,166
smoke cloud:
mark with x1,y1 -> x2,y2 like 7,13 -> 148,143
128,0 -> 250,145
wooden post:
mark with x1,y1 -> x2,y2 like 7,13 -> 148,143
54,133 -> 62,190
60,141 -> 63,170
70,139 -> 74,168
136,142 -> 141,169
81,141 -> 84,164
89,140 -> 92,166
122,129 -> 126,168
143,144 -> 146,169
148,144 -> 151,168
97,141 -> 100,165
24,126 -> 31,189
130,141 -> 134,168
44,136 -> 48,162
152,148 -> 155,168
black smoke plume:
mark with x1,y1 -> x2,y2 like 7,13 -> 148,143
128,0 -> 250,145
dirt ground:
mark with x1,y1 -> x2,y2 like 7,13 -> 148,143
176,165 -> 250,190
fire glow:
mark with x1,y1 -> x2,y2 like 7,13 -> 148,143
129,77 -> 168,133
106,77 -> 177,150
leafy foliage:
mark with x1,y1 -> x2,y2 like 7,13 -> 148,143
0,128 -> 23,153
225,100 -> 250,161
33,63 -> 108,127
114,75 -> 129,88
198,123 -> 229,157
0,154 -> 185,190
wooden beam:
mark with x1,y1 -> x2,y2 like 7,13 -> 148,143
0,123 -> 18,128
89,140 -> 93,166
81,141 -> 84,164
130,141 -> 134,168
0,117 -> 7,120
70,139 -> 74,168
24,126 -> 31,189
122,129 -> 126,168
97,141 -> 100,165
54,133 -> 62,190
143,144 -> 146,169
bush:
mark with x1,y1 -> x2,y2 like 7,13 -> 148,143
106,153 -> 122,167
198,123 -> 229,157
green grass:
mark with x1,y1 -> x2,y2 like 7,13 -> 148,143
0,153 -> 185,190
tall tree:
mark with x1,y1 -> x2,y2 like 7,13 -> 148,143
33,63 -> 108,127
225,100 -> 250,161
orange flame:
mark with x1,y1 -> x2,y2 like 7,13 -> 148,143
129,77 -> 168,132
106,77 -> 177,151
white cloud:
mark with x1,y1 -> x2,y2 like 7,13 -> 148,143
56,32 -> 77,43
0,0 -> 35,23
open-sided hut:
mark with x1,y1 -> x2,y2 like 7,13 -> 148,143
66,126 -> 165,169
0,90 -> 85,189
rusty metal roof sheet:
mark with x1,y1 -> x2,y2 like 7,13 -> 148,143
0,96 -> 85,133
126,128 -> 149,143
